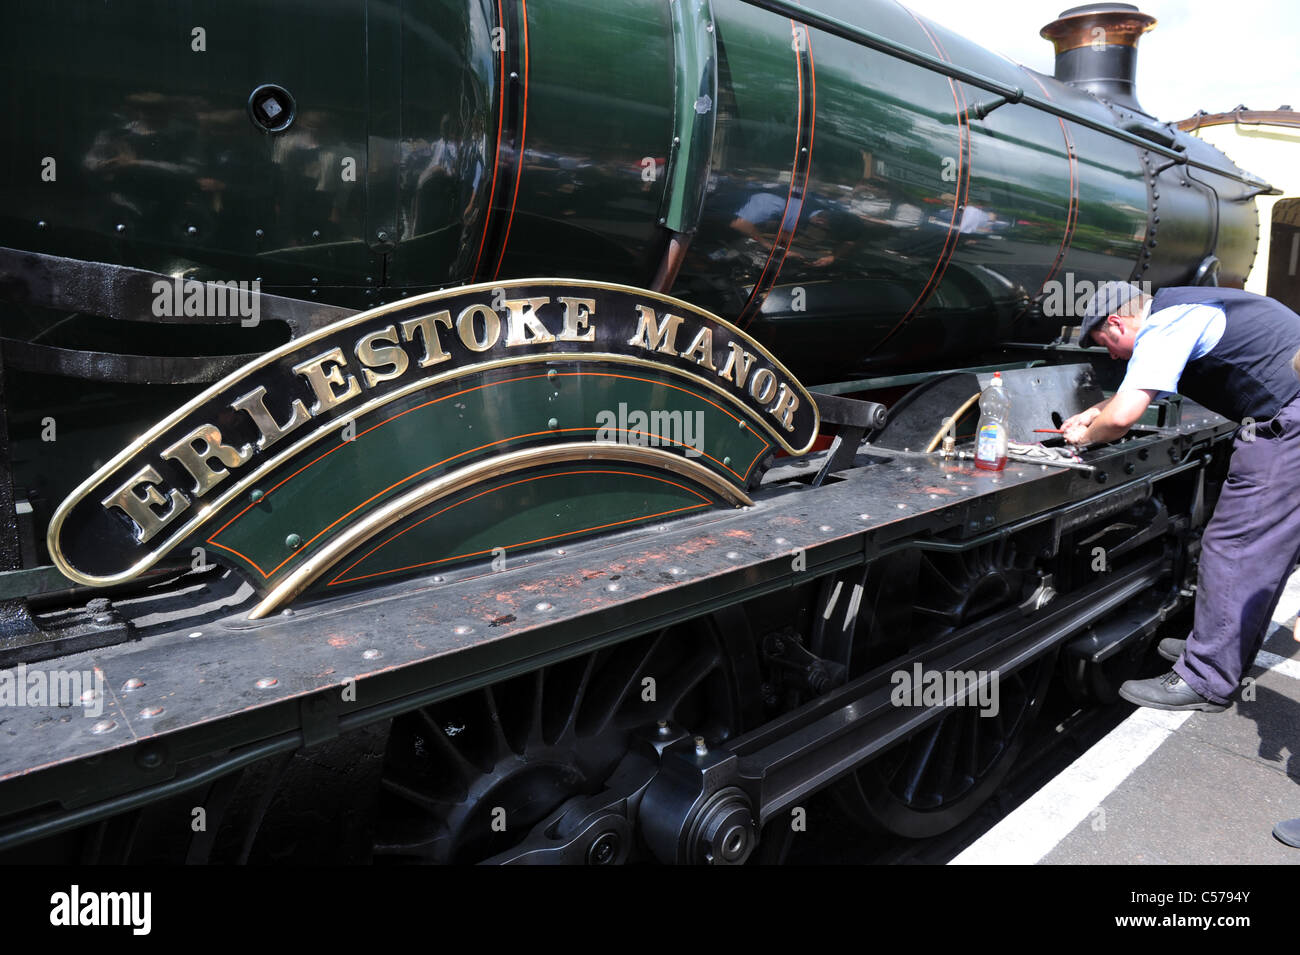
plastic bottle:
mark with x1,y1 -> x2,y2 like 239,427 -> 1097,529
974,372 -> 1010,471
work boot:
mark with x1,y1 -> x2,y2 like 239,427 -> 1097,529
1157,637 -> 1185,663
1274,818 -> 1300,848
1118,670 -> 1227,712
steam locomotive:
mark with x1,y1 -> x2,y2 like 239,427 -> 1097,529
0,0 -> 1271,863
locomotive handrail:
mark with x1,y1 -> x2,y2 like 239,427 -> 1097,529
736,0 -> 1277,194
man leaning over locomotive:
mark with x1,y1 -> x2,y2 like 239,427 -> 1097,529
1060,281 -> 1300,723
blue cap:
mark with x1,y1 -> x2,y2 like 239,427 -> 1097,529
1079,281 -> 1145,345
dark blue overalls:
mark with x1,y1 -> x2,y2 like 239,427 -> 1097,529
1153,287 -> 1300,705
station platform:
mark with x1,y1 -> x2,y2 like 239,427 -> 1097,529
953,572 -> 1300,865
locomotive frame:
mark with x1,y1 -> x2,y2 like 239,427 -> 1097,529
0,0 -> 1273,863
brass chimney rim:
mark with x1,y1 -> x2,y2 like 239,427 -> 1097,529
1040,4 -> 1156,55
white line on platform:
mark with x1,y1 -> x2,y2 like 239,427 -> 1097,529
948,708 -> 1191,866
1255,649 -> 1300,681
1258,570 -> 1300,678
1272,572 -> 1300,625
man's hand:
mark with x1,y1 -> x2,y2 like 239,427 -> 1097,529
1061,407 -> 1101,446
1062,390 -> 1157,446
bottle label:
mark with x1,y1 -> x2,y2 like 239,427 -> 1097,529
976,423 -> 1004,462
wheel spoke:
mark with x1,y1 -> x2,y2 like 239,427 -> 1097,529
919,555 -> 964,599
588,629 -> 668,732
929,712 -> 964,801
416,709 -> 480,786
525,667 -> 546,747
961,706 -> 981,784
899,722 -> 943,803
658,645 -> 723,718
481,685 -> 514,760
555,650 -> 599,743
380,777 -> 460,817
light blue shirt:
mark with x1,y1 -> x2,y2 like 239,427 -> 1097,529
1118,302 -> 1226,397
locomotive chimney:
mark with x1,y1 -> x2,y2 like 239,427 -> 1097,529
1040,3 -> 1156,114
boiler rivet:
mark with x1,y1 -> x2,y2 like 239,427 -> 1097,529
286,533 -> 302,549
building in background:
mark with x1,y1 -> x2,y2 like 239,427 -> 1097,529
1179,108 -> 1300,309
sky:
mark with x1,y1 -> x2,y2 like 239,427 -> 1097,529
897,0 -> 1298,122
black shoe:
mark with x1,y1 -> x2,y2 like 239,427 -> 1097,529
1274,818 -> 1300,848
1157,637 -> 1186,663
1118,670 -> 1228,712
